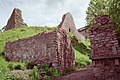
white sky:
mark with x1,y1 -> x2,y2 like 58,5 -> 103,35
0,0 -> 90,29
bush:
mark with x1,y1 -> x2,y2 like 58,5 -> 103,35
38,64 -> 61,79
7,63 -> 14,71
14,64 -> 22,70
31,66 -> 39,80
26,62 -> 34,69
4,74 -> 16,80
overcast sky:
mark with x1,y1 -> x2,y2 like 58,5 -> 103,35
0,0 -> 90,29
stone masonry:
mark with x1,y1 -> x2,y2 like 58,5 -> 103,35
58,13 -> 85,40
3,8 -> 26,31
89,15 -> 120,80
78,27 -> 89,39
4,29 -> 75,71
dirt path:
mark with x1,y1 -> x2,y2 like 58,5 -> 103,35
54,68 -> 96,80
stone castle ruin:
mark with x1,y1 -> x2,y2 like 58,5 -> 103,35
56,15 -> 120,80
3,8 -> 26,31
3,8 -> 120,79
4,29 -> 75,71
89,15 -> 120,80
58,13 -> 85,40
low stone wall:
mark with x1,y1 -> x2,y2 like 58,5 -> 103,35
4,29 -> 75,71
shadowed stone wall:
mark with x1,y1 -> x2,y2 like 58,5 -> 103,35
89,15 -> 120,80
4,29 -> 75,71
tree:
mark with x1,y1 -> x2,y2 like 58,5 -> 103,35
86,0 -> 120,38
86,0 -> 111,25
109,0 -> 120,38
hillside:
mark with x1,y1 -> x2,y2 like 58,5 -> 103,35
0,26 -> 91,80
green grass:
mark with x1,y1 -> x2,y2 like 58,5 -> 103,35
0,56 -> 9,80
0,56 -> 26,80
0,26 -> 56,55
68,32 -> 91,68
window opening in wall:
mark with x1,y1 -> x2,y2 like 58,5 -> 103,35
69,28 -> 71,32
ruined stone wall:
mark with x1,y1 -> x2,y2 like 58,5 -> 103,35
3,8 -> 26,31
58,13 -> 85,40
89,15 -> 120,80
78,27 -> 89,39
4,29 -> 75,71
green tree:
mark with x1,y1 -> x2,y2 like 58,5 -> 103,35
86,0 -> 120,38
109,0 -> 120,38
86,0 -> 111,25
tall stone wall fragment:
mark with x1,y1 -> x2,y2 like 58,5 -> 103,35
58,13 -> 85,40
89,15 -> 120,80
3,8 -> 26,31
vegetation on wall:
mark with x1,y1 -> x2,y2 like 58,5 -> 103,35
86,0 -> 120,38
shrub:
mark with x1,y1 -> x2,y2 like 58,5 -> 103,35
26,62 -> 34,69
4,74 -> 16,80
7,63 -> 14,71
31,66 -> 39,80
14,64 -> 21,70
38,64 -> 61,79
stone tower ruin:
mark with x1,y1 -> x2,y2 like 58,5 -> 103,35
89,15 -> 120,80
3,8 -> 26,31
58,13 -> 85,40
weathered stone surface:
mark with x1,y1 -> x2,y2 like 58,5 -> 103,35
4,29 -> 75,71
78,27 -> 89,39
3,8 -> 26,31
89,15 -> 120,80
58,13 -> 85,40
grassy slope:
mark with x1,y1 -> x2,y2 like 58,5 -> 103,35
0,26 -> 91,79
0,26 -> 56,55
68,32 -> 91,68
0,26 -> 56,80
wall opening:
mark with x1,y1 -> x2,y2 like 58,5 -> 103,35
69,28 -> 71,32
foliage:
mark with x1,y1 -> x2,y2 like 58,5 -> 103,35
7,63 -> 14,71
86,0 -> 120,38
38,64 -> 61,79
0,56 -> 9,80
68,32 -> 91,69
4,74 -> 16,80
14,64 -> 22,70
26,62 -> 34,69
109,0 -> 120,39
74,49 -> 91,69
86,0 -> 111,25
31,66 -> 39,80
